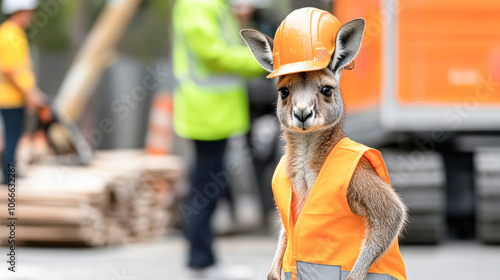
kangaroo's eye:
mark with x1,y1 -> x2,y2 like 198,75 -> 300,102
320,86 -> 333,97
279,87 -> 290,99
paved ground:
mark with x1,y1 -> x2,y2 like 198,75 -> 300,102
0,234 -> 499,280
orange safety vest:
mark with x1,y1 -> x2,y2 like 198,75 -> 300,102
272,137 -> 406,280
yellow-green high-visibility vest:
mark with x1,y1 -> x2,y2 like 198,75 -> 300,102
172,0 -> 264,140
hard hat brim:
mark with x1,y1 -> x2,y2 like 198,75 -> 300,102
266,58 -> 331,79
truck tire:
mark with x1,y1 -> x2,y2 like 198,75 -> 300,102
474,148 -> 500,244
381,150 -> 446,244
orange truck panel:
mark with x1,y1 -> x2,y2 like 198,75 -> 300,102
335,0 -> 500,112
335,0 -> 382,113
398,0 -> 500,106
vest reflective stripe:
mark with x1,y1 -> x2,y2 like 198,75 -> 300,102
184,52 -> 243,88
174,31 -> 244,89
296,262 -> 399,280
272,137 -> 406,280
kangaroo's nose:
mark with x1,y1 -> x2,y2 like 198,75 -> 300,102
293,107 -> 313,123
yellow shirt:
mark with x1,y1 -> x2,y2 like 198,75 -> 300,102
0,20 -> 35,108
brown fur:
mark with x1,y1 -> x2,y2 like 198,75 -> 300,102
346,157 -> 407,280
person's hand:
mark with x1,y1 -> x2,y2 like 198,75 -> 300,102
25,88 -> 47,113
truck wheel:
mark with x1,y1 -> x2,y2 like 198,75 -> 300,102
381,150 -> 446,244
474,148 -> 500,244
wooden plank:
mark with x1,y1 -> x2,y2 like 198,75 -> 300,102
0,204 -> 101,226
0,189 -> 91,206
1,225 -> 105,247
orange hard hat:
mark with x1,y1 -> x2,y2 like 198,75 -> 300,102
267,7 -> 343,79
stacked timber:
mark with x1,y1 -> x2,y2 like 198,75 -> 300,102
474,148 -> 500,244
382,150 -> 446,244
0,150 -> 183,247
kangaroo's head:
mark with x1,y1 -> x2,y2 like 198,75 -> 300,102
241,18 -> 365,133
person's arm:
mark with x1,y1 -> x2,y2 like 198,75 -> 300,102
0,31 -> 45,111
174,0 -> 265,78
1,71 -> 25,94
2,69 -> 45,112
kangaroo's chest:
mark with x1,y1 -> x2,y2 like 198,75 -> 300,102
288,150 -> 320,220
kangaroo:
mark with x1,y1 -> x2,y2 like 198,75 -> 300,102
241,13 -> 407,280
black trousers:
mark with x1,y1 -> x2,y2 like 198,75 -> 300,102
184,139 -> 229,268
1,108 -> 25,184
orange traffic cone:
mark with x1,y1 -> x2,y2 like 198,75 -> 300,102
146,91 -> 173,155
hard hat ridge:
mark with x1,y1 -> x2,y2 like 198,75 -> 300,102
267,7 -> 342,79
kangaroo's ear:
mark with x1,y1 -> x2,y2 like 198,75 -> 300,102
240,29 -> 274,72
329,18 -> 365,74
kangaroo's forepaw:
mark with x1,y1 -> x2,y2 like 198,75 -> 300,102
346,274 -> 365,280
267,271 -> 280,280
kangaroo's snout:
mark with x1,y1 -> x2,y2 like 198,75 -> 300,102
293,107 -> 313,122
292,105 -> 314,129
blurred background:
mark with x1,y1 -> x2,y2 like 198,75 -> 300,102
0,0 -> 499,279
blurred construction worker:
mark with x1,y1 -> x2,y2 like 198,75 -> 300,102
172,0 -> 264,278
0,0 -> 45,184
